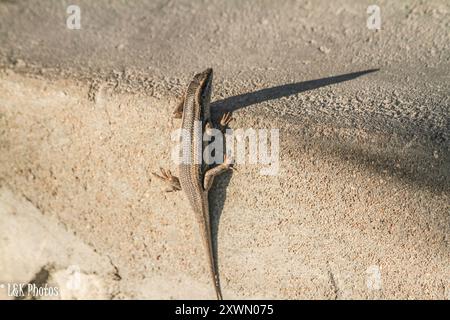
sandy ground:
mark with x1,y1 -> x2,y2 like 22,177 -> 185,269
0,0 -> 449,299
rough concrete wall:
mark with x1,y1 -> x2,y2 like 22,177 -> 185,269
0,69 -> 448,299
0,186 -> 120,299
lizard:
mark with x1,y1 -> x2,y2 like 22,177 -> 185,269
153,68 -> 234,300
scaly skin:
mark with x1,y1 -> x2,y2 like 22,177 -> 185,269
154,68 -> 234,300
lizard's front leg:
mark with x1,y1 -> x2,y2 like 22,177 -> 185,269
152,168 -> 181,192
172,94 -> 185,119
203,155 -> 235,191
218,112 -> 234,132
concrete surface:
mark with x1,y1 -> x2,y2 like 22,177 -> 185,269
0,0 -> 449,299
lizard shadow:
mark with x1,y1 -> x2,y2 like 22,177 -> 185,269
211,69 -> 379,113
208,170 -> 233,286
208,69 -> 379,283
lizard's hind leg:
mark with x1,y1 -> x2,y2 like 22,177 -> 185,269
152,168 -> 181,192
203,155 -> 235,191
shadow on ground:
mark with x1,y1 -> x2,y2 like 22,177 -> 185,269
212,69 -> 379,113
209,69 -> 387,292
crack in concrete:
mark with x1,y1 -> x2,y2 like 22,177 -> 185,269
327,267 -> 339,300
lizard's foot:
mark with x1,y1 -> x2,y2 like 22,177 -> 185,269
223,154 -> 236,171
219,112 -> 234,131
172,96 -> 185,119
152,168 -> 181,192
203,154 -> 236,191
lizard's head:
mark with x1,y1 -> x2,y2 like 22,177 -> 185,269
194,68 -> 213,103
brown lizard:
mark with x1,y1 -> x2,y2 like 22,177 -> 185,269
153,68 -> 234,300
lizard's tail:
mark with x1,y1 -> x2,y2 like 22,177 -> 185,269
208,240 -> 223,300
213,274 -> 223,300
206,226 -> 223,300
197,200 -> 223,300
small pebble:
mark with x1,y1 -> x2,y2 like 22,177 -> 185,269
319,46 -> 330,54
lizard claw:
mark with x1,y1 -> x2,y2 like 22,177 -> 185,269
220,112 -> 234,128
223,154 -> 237,171
152,168 -> 181,191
